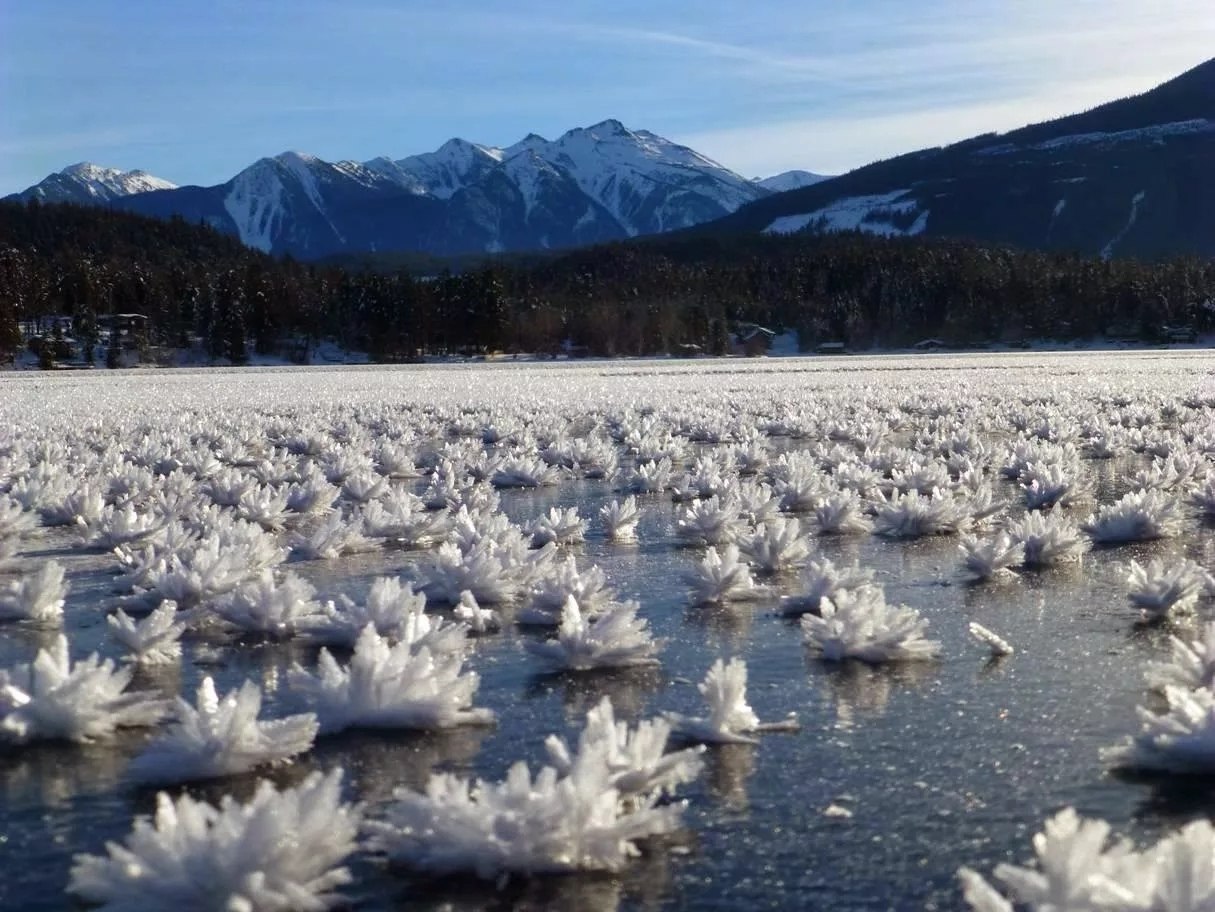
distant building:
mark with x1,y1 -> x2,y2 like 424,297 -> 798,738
815,341 -> 847,355
731,323 -> 775,357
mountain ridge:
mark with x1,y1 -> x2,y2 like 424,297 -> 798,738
7,121 -> 802,259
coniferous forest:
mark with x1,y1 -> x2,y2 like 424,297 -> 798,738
1,199 -> 1213,366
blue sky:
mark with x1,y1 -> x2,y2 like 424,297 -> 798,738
2,0 -> 1213,192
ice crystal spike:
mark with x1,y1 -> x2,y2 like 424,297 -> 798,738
802,587 -> 940,664
69,769 -> 360,912
665,658 -> 799,744
0,634 -> 168,743
288,624 -> 492,735
128,677 -> 317,784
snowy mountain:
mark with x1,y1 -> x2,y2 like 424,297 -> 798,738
715,57 -> 1215,259
755,170 -> 830,193
6,122 -> 791,259
11,163 -> 177,204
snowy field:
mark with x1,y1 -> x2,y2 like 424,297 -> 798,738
4,351 -> 1215,910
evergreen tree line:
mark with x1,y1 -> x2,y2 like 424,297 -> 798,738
1,199 -> 1213,365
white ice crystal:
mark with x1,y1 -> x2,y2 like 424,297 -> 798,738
365,726 -> 689,878
1147,622 -> 1215,691
802,587 -> 940,663
107,604 -> 185,664
527,506 -> 586,547
0,559 -> 68,625
1103,684 -> 1215,774
811,489 -> 873,535
968,622 -> 1014,657
420,540 -> 522,605
526,596 -> 662,671
872,489 -> 973,538
1005,509 -> 1090,567
312,576 -> 435,647
69,769 -> 360,912
128,677 -> 317,784
778,557 -> 876,617
288,624 -> 493,734
685,544 -> 766,605
520,556 -> 614,625
214,571 -> 330,640
453,590 -> 500,633
738,516 -> 811,574
959,533 -> 1025,581
1083,489 -> 1184,543
0,634 -> 168,743
664,658 -> 799,745
491,454 -> 562,488
1125,557 -> 1206,621
675,495 -> 744,547
290,512 -> 379,560
545,696 -> 705,802
957,807 -> 1211,912
599,496 -> 641,542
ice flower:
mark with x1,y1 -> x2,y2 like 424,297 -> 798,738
1126,557 -> 1206,622
369,758 -> 684,879
312,576 -> 432,647
520,556 -> 614,625
214,571 -> 330,640
420,540 -> 522,606
545,696 -> 705,802
778,557 -> 876,617
739,516 -> 811,574
290,512 -> 380,560
1005,509 -> 1089,567
685,544 -> 766,605
0,634 -> 168,743
872,489 -> 973,538
526,596 -> 661,671
84,503 -> 167,550
959,533 -> 1025,581
0,559 -> 68,625
617,457 -> 673,495
68,769 -> 360,912
1147,622 -> 1215,691
675,495 -> 743,547
600,496 -> 641,542
802,587 -> 940,663
527,506 -> 586,547
491,455 -> 562,488
665,658 -> 799,745
0,495 -> 39,538
1082,489 -> 1183,543
1102,684 -> 1215,773
453,590 -> 500,634
957,808 -> 1154,912
128,677 -> 317,784
288,624 -> 493,735
811,489 -> 872,534
107,603 -> 185,664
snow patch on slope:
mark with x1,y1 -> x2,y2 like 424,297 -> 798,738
223,162 -> 286,253
976,119 -> 1214,156
1101,191 -> 1146,260
763,190 -> 925,237
756,170 -> 830,193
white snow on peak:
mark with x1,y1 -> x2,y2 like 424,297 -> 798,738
392,138 -> 504,199
502,150 -> 562,219
223,159 -> 288,253
763,190 -> 926,238
1101,190 -> 1146,260
756,170 -> 830,193
274,151 -> 327,214
55,162 -> 177,199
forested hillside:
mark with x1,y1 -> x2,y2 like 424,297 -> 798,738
1,200 -> 1212,365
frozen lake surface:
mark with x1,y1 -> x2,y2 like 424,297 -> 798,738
3,351 -> 1215,910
